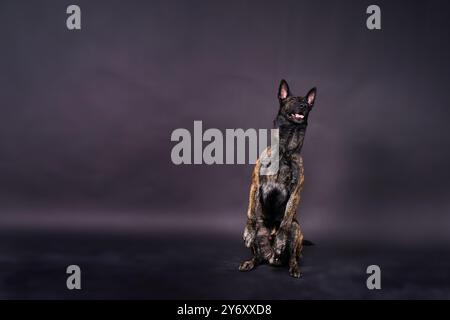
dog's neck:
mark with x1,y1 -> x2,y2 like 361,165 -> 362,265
278,124 -> 307,159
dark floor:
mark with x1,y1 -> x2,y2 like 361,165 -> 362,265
1,231 -> 449,299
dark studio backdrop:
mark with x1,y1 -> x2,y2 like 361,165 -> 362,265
0,0 -> 449,299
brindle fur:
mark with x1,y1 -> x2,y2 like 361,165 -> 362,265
239,79 -> 317,278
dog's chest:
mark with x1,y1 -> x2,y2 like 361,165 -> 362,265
259,161 -> 295,205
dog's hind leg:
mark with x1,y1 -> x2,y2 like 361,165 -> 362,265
239,256 -> 258,272
238,245 -> 263,272
239,225 -> 273,271
288,220 -> 304,278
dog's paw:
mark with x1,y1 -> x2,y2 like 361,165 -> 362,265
269,255 -> 282,266
239,259 -> 256,272
289,265 -> 302,278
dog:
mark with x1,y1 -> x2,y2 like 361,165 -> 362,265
239,79 -> 317,278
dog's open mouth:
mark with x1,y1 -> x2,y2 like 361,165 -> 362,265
289,113 -> 305,121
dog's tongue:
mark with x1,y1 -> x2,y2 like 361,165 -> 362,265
294,113 -> 304,119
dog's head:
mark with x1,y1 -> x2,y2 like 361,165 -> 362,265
275,79 -> 317,128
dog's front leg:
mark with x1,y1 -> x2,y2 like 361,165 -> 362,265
274,163 -> 304,256
239,161 -> 262,272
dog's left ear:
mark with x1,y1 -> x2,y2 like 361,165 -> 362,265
306,87 -> 317,107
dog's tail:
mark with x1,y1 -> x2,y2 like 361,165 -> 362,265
302,239 -> 315,246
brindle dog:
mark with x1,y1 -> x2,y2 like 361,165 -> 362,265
239,79 -> 317,278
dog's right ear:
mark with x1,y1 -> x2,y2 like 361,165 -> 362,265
278,79 -> 291,101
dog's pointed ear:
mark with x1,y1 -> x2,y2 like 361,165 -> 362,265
306,87 -> 317,107
278,79 -> 291,101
